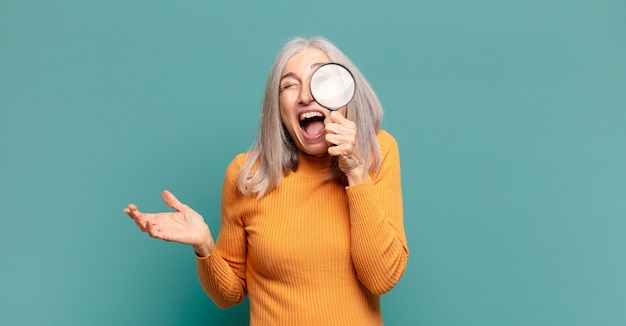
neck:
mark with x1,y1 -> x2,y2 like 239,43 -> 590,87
295,153 -> 332,177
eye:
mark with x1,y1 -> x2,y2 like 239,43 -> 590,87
280,83 -> 300,92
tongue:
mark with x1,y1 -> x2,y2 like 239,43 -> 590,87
303,120 -> 325,138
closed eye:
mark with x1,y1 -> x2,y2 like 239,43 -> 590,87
280,83 -> 300,92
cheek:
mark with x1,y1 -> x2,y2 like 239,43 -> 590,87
278,101 -> 293,129
279,95 -> 296,119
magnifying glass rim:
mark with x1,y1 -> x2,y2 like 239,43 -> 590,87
309,62 -> 356,111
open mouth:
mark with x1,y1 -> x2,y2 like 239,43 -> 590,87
299,111 -> 326,139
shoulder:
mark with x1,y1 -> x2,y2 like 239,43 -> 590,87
224,152 -> 251,183
371,129 -> 401,179
376,129 -> 399,155
228,152 -> 251,170
221,152 -> 253,198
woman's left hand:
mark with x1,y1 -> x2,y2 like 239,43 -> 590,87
325,110 -> 368,185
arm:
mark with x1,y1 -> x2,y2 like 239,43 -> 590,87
325,113 -> 409,294
347,131 -> 408,295
123,157 -> 248,308
195,155 -> 248,308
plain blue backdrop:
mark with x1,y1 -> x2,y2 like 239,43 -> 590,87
1,0 -> 625,325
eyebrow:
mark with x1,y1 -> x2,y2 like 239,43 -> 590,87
280,62 -> 327,81
280,72 -> 295,81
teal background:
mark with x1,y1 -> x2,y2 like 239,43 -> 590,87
1,0 -> 625,325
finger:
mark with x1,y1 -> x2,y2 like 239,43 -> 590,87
324,118 -> 345,133
124,204 -> 137,217
128,205 -> 149,220
326,131 -> 356,148
325,124 -> 355,142
126,205 -> 155,232
324,121 -> 340,134
327,141 -> 344,155
325,119 -> 355,135
145,220 -> 158,238
328,110 -> 347,123
124,204 -> 136,217
145,215 -> 173,241
325,133 -> 340,147
327,143 -> 355,157
162,190 -> 186,212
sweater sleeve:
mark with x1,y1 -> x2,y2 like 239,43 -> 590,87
196,154 -> 248,308
346,130 -> 409,295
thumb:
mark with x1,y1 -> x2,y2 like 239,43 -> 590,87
162,189 -> 186,211
324,110 -> 341,126
329,110 -> 347,123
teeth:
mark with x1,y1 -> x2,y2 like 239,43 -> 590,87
299,111 -> 323,121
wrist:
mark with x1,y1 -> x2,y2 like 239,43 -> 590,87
193,226 -> 214,257
346,167 -> 368,186
193,240 -> 213,257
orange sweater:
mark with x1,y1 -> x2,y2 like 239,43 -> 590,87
196,130 -> 408,325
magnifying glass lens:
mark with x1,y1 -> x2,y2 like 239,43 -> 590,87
310,63 -> 356,111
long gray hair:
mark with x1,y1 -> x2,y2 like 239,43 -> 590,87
238,36 -> 384,198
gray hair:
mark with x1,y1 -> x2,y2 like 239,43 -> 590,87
238,36 -> 384,198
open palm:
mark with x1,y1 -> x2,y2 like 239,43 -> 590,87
124,190 -> 212,249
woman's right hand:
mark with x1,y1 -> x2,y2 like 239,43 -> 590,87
124,190 -> 214,256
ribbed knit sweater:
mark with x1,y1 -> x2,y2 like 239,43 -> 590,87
196,130 -> 408,325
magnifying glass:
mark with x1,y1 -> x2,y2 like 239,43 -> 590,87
309,62 -> 356,111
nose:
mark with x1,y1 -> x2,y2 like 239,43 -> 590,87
298,79 -> 314,105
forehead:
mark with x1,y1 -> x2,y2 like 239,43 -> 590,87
282,48 -> 331,73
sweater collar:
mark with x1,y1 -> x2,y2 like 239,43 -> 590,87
294,153 -> 332,177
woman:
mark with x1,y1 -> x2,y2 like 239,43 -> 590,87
124,36 -> 408,325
